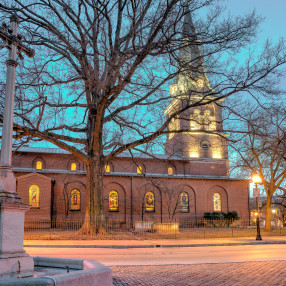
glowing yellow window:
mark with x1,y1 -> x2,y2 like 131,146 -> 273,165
71,163 -> 77,171
105,164 -> 111,173
70,189 -> 80,210
168,167 -> 173,175
36,161 -> 42,170
137,166 -> 143,174
213,193 -> 221,211
145,192 -> 155,212
29,185 -> 40,208
180,192 -> 189,212
109,190 -> 119,211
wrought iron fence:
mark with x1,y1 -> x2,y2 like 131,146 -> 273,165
24,217 -> 286,240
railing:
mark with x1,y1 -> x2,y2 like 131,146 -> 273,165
24,217 -> 286,240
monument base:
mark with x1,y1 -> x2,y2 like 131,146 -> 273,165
0,256 -> 34,277
0,196 -> 34,275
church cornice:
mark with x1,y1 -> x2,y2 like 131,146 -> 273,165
164,94 -> 225,115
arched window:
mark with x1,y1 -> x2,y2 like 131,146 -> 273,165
70,189 -> 80,210
109,190 -> 119,211
213,193 -> 221,211
105,164 -> 111,173
190,109 -> 201,130
71,163 -> 77,171
29,185 -> 40,208
137,165 -> 143,174
145,192 -> 155,212
203,110 -> 216,131
168,167 -> 173,175
180,192 -> 189,212
168,118 -> 180,139
36,161 -> 42,170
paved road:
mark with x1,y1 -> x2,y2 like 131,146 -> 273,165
26,244 -> 286,266
26,245 -> 286,285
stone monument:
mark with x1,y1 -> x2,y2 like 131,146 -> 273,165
0,14 -> 35,276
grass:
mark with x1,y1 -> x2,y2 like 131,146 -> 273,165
24,227 -> 286,240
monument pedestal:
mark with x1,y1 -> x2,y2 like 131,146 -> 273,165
0,168 -> 34,276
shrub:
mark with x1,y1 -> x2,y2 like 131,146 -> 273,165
203,211 -> 239,227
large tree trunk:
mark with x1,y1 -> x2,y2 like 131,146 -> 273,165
79,157 -> 105,235
264,197 -> 272,232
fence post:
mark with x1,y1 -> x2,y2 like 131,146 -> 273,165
204,219 -> 206,239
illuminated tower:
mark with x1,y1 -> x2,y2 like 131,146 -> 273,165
164,7 -> 228,173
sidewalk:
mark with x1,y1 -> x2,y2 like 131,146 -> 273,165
24,236 -> 286,249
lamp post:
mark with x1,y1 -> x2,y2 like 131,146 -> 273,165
252,174 -> 262,241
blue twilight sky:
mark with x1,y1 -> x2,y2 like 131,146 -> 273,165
228,0 -> 286,40
227,0 -> 286,85
226,0 -> 286,192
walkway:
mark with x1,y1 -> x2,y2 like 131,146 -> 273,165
112,261 -> 286,286
24,236 -> 286,248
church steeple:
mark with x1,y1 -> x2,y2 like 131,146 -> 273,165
172,6 -> 211,96
165,6 -> 228,166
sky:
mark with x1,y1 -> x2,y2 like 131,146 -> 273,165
227,0 -> 286,85
217,0 -> 286,190
228,0 -> 286,41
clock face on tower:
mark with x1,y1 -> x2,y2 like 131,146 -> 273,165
197,78 -> 204,88
169,84 -> 178,95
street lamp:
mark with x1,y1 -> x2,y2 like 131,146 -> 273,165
252,174 -> 262,240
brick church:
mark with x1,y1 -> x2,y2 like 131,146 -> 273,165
10,10 -> 250,224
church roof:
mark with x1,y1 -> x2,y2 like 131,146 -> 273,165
13,146 -> 187,161
14,146 -> 71,154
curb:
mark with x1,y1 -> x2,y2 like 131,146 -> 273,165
24,240 -> 286,249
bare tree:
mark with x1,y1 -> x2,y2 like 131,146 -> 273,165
229,103 -> 286,231
0,0 -> 285,234
150,180 -> 185,222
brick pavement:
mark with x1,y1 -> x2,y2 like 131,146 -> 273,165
111,261 -> 286,286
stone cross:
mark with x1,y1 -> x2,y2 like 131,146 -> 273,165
0,14 -> 34,172
0,14 -> 35,276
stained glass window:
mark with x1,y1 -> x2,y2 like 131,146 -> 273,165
105,164 -> 111,173
36,161 -> 42,170
137,166 -> 143,174
213,193 -> 221,211
168,167 -> 173,175
109,190 -> 119,211
180,192 -> 189,212
70,189 -> 80,210
145,192 -> 155,212
71,163 -> 77,171
29,185 -> 40,208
